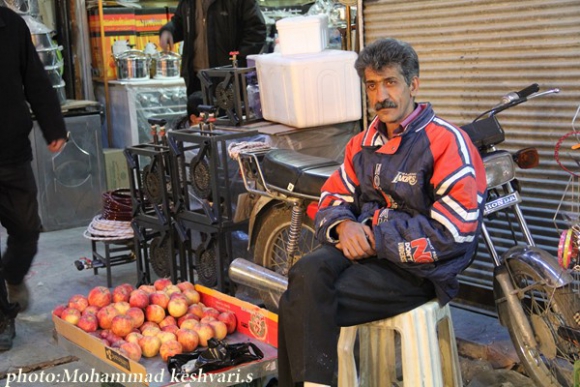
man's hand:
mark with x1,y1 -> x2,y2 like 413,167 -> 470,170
47,138 -> 66,153
335,220 -> 376,260
159,31 -> 174,52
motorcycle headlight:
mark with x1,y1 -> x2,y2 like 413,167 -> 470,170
482,151 -> 515,188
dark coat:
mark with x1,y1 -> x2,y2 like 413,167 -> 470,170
160,0 -> 267,95
0,7 -> 66,165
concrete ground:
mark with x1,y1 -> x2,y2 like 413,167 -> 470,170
0,226 -> 536,387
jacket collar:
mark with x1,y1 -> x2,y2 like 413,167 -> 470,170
362,102 -> 436,148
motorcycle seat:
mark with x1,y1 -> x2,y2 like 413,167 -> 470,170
262,149 -> 340,197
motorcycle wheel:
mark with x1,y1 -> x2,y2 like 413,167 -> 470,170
254,205 -> 319,310
497,259 -> 579,387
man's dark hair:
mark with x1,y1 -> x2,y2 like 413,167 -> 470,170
354,38 -> 419,86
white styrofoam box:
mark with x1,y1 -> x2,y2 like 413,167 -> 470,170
276,14 -> 328,56
252,50 -> 362,128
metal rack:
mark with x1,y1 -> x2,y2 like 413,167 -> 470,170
168,127 -> 258,292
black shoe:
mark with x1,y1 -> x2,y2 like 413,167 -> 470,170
0,318 -> 15,351
7,282 -> 29,312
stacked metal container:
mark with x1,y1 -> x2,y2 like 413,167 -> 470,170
22,15 -> 66,104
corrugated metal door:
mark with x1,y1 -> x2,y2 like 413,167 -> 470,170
359,0 -> 580,311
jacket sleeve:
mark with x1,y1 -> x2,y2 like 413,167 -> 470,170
21,20 -> 66,144
160,0 -> 185,43
373,124 -> 487,265
237,0 -> 267,59
314,135 -> 362,243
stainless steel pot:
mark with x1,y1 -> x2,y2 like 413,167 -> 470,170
153,51 -> 181,79
113,50 -> 151,81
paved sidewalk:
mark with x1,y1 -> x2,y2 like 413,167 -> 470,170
0,226 -> 535,386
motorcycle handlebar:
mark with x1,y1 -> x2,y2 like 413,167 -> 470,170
473,85 -> 560,122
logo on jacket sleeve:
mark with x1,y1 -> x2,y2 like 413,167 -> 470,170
392,171 -> 418,185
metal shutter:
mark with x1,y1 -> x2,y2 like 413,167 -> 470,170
359,0 -> 580,312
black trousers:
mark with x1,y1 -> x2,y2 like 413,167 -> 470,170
0,162 -> 41,286
277,245 -> 436,386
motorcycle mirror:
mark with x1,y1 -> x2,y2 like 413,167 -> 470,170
513,147 -> 539,169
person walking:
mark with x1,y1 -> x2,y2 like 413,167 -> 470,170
0,6 -> 68,351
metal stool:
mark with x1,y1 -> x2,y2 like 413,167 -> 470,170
337,299 -> 462,387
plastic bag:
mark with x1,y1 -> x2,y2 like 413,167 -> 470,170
167,338 -> 264,377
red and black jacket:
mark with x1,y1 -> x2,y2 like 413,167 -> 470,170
315,103 -> 487,305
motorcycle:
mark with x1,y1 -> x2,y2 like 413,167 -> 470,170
230,85 -> 580,387
229,143 -> 340,308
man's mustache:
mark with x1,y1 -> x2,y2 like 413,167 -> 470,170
374,100 -> 398,110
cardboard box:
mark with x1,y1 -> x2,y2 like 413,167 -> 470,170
88,7 -> 136,79
53,315 -> 148,379
52,285 -> 278,386
134,8 -> 166,52
103,148 -> 130,190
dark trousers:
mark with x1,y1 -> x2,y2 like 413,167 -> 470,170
0,162 -> 41,286
277,245 -> 436,386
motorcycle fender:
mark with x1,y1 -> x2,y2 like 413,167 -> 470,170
247,196 -> 277,249
502,245 -> 574,288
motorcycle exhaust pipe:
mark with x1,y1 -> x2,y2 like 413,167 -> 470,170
228,258 -> 288,295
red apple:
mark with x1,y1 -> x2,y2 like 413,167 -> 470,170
202,307 -> 220,320
167,298 -> 188,318
125,331 -> 143,345
188,304 -> 204,319
138,335 -> 162,358
156,331 -> 177,344
52,304 -> 67,318
182,289 -> 200,305
82,305 -> 100,316
169,292 -> 188,303
161,324 -> 180,335
68,294 -> 89,313
209,321 -> 228,341
126,307 -> 145,328
141,326 -> 161,337
180,319 -> 200,331
164,285 -> 181,296
111,315 -> 134,338
138,284 -> 156,295
112,285 -> 132,303
200,316 -> 217,324
87,286 -> 112,308
77,313 -> 99,333
139,321 -> 159,332
61,307 -> 82,325
149,291 -> 170,309
176,281 -> 195,292
129,290 -> 149,309
113,301 -> 131,315
193,323 -> 214,347
145,304 -> 166,324
119,341 -> 142,362
176,328 -> 199,352
177,313 -> 198,327
159,315 -> 177,329
159,340 -> 183,362
96,305 -> 119,330
218,311 -> 237,334
154,278 -> 172,291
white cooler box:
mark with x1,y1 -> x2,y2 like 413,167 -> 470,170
253,50 -> 362,129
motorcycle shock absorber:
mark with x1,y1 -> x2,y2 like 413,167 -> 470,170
285,203 -> 305,275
